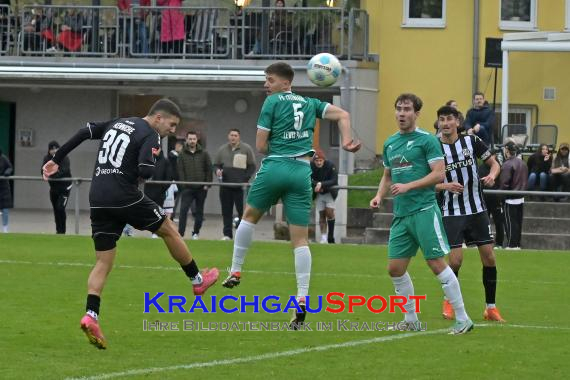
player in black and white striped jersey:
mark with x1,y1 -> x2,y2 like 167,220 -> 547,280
435,105 -> 506,323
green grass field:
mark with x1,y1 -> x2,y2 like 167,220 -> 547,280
1,234 -> 569,379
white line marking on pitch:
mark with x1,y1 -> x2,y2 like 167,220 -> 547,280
66,323 -> 570,380
0,259 -> 566,285
67,328 -> 448,380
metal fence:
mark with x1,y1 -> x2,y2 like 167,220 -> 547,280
0,5 -> 368,60
4,176 -> 570,236
19,5 -> 119,56
128,6 -> 231,58
239,6 -> 357,59
0,4 -> 10,54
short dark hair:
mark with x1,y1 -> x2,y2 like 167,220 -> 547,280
148,98 -> 181,119
265,62 -> 294,82
229,128 -> 240,134
186,131 -> 197,137
394,93 -> 423,112
473,91 -> 485,99
505,141 -> 518,153
437,105 -> 459,118
445,99 -> 456,106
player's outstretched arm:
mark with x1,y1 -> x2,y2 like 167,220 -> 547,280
323,105 -> 361,153
42,128 -> 92,180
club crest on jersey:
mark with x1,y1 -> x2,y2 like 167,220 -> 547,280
462,148 -> 472,158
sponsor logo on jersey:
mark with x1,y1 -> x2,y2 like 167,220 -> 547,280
445,157 -> 475,172
94,166 -> 123,176
390,155 -> 413,171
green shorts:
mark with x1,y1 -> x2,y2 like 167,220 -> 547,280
388,204 -> 450,260
247,157 -> 312,226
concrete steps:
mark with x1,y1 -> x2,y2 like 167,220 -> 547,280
348,200 -> 570,250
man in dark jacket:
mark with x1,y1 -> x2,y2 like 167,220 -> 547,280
499,141 -> 528,249
42,141 -> 72,234
177,131 -> 213,239
311,150 -> 338,244
214,128 -> 256,240
0,148 -> 13,233
464,92 -> 495,146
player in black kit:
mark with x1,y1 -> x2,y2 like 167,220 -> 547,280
42,99 -> 219,349
436,105 -> 505,323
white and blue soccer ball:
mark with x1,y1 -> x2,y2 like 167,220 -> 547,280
307,53 -> 342,87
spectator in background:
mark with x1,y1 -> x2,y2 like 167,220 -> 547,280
499,141 -> 528,250
479,160 -> 504,248
46,8 -> 84,53
118,0 -> 150,55
177,131 -> 213,239
311,149 -> 338,244
214,129 -> 256,240
157,0 -> 185,55
22,6 -> 53,53
247,0 -> 288,55
526,144 -> 552,193
549,142 -> 570,198
0,148 -> 13,233
42,141 -> 72,234
464,92 -> 494,146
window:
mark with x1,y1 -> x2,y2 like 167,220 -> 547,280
493,106 -> 534,144
499,0 -> 537,31
402,0 -> 446,28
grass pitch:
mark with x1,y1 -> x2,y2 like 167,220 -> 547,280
1,234 -> 569,379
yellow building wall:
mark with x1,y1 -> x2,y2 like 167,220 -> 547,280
479,0 -> 570,147
363,0 -> 570,152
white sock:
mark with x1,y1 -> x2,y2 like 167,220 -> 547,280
486,303 -> 496,309
321,233 -> 327,240
437,266 -> 469,322
230,220 -> 255,273
391,272 -> 418,323
190,272 -> 203,285
294,246 -> 311,298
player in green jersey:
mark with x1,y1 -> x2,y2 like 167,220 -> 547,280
370,93 -> 473,335
222,62 -> 361,328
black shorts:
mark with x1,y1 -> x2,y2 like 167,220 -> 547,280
443,211 -> 494,248
91,196 -> 166,240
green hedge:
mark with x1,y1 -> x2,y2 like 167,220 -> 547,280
347,168 -> 383,208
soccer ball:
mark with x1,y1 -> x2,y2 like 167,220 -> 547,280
307,53 -> 342,87
233,217 -> 240,229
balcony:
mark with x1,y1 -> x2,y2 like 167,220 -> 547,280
0,4 -> 369,61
